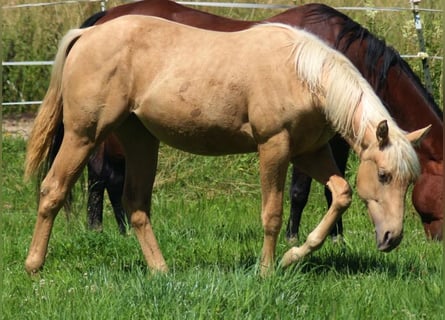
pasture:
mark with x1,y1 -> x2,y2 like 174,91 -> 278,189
1,0 -> 443,319
2,137 -> 443,319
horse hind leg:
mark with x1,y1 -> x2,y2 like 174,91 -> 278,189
87,146 -> 106,232
105,159 -> 127,235
114,115 -> 167,273
25,130 -> 96,274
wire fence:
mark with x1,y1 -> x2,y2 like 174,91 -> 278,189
3,0 -> 442,12
2,0 -> 443,107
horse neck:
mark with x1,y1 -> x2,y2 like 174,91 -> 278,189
343,97 -> 385,156
323,21 -> 443,165
335,24 -> 443,163
100,0 -> 254,31
382,67 -> 443,162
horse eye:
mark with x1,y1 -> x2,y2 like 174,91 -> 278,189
378,170 -> 392,184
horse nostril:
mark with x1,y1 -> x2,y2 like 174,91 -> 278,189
383,231 -> 392,244
378,230 -> 403,252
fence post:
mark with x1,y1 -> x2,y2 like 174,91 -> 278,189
100,0 -> 108,12
410,0 -> 433,94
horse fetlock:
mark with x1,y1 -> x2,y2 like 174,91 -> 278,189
305,232 -> 325,251
150,263 -> 169,274
260,263 -> 275,277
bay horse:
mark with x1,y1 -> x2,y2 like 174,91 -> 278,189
24,16 -> 428,275
79,0 -> 443,241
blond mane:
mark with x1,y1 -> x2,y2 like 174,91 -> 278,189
254,23 -> 420,182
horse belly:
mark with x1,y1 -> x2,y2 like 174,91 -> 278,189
134,103 -> 257,155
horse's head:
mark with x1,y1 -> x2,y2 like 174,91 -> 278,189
356,120 -> 430,252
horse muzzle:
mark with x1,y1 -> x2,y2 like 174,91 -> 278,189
376,229 -> 403,252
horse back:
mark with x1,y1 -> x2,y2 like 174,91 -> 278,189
95,0 -> 252,31
65,17 -> 323,154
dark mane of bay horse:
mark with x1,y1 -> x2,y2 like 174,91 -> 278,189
329,11 -> 441,119
68,1 -> 442,239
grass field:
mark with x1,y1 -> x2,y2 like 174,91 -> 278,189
2,137 -> 443,319
1,0 -> 443,319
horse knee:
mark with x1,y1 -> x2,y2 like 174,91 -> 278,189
290,186 -> 310,205
262,211 -> 282,235
328,176 -> 352,210
289,174 -> 311,205
337,186 -> 352,210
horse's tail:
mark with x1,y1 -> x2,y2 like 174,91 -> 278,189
24,28 -> 91,181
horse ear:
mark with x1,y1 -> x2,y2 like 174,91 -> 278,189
376,120 -> 389,149
406,125 -> 432,148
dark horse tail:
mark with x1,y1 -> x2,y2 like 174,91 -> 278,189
24,28 -> 91,183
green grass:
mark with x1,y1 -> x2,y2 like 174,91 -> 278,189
2,137 -> 442,319
2,0 -> 443,318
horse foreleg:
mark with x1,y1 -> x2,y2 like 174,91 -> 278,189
286,167 -> 312,243
25,132 -> 94,274
115,115 -> 167,273
326,135 -> 350,241
258,132 -> 290,276
281,145 -> 352,268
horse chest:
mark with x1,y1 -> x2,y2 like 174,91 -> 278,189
289,112 -> 335,154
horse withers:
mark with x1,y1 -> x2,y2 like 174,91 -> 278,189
24,17 -> 429,275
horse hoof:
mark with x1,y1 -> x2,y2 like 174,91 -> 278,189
331,234 -> 344,244
286,236 -> 299,246
25,263 -> 42,276
281,247 -> 303,268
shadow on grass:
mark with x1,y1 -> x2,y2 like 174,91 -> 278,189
282,250 -> 439,279
45,226 -> 439,279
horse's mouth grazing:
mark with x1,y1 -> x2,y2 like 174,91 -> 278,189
377,231 -> 403,252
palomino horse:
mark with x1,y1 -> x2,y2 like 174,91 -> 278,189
79,1 -> 443,241
25,17 -> 428,275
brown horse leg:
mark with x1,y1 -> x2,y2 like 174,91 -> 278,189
258,132 -> 290,276
325,136 -> 350,241
286,168 -> 312,243
281,144 -> 352,268
286,135 -> 350,244
25,131 -> 95,274
114,115 -> 167,273
106,171 -> 127,235
87,146 -> 106,232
